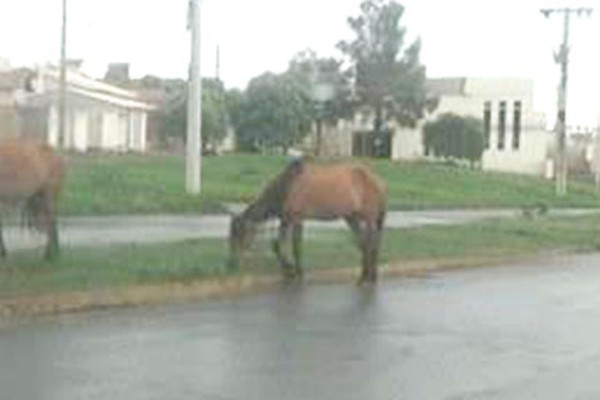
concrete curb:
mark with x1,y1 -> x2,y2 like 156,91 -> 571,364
0,253 -> 541,319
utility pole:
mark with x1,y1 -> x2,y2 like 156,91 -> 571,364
186,0 -> 202,194
541,7 -> 592,196
216,45 -> 220,81
58,0 -> 67,149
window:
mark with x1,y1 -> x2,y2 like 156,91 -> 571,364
483,101 -> 491,149
498,101 -> 506,150
512,101 -> 522,150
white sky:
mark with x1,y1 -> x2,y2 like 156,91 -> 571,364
0,0 -> 599,126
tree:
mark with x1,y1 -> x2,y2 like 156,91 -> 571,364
201,78 -> 229,152
423,113 -> 485,167
337,0 -> 431,135
287,49 -> 353,123
232,72 -> 313,153
134,76 -> 229,151
287,50 -> 353,154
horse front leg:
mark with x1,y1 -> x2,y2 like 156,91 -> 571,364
272,219 -> 295,280
292,222 -> 304,279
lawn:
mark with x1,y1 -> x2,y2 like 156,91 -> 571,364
59,152 -> 600,215
2,214 -> 600,298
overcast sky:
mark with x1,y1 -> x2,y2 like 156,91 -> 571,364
0,0 -> 598,125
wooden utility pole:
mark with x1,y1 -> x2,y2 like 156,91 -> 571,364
58,0 -> 67,148
541,7 -> 593,196
186,0 -> 203,194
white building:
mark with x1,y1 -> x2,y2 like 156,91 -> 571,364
404,77 -> 551,175
0,62 -> 155,152
317,77 -> 552,176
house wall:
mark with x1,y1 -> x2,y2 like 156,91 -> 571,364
390,78 -> 550,175
0,106 -> 19,138
101,111 -> 121,149
72,110 -> 88,151
128,110 -> 147,152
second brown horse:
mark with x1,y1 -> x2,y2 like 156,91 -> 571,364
0,138 -> 65,260
229,158 -> 387,283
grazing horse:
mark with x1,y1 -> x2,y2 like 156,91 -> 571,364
229,158 -> 387,283
0,138 -> 65,260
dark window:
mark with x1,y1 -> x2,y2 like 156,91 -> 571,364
498,101 -> 506,150
483,101 -> 491,149
512,101 -> 522,150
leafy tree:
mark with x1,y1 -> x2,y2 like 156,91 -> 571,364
462,118 -> 485,166
201,78 -> 229,152
135,76 -> 229,151
287,49 -> 353,123
286,49 -> 353,154
232,72 -> 313,153
337,0 -> 431,135
423,113 -> 485,167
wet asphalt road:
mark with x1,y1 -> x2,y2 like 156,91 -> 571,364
3,208 -> 595,250
3,253 -> 600,399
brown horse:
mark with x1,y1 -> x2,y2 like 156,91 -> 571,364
0,138 -> 65,260
229,158 -> 387,283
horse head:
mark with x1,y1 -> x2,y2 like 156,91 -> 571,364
227,213 -> 257,270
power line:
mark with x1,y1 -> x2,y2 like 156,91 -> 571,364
540,7 -> 593,196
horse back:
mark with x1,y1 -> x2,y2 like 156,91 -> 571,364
285,163 -> 387,219
0,138 -> 65,200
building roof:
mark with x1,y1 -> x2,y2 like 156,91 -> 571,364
9,65 -> 156,111
425,78 -> 467,97
0,68 -> 34,91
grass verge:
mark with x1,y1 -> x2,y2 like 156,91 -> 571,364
2,213 -> 600,316
60,153 -> 600,215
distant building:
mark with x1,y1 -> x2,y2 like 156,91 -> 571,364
104,63 -> 131,85
0,63 -> 155,152
395,77 -> 551,175
315,77 -> 551,176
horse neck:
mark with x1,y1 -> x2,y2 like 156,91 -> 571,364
239,158 -> 305,225
240,195 -> 276,224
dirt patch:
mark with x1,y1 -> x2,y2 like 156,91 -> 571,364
0,252 -> 548,319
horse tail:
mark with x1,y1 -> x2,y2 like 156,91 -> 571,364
351,164 -> 388,211
22,189 -> 51,233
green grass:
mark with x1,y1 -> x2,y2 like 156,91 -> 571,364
3,214 -> 600,297
370,159 -> 600,209
61,153 -> 289,215
59,153 -> 600,216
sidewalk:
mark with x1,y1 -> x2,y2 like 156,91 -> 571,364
5,208 -> 597,251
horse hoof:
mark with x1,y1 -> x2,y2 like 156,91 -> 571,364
282,272 -> 302,285
358,276 -> 377,286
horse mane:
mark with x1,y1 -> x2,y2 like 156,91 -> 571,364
242,157 -> 306,223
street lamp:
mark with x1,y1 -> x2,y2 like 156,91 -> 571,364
311,81 -> 335,157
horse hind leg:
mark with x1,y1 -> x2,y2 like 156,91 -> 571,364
44,216 -> 59,261
0,218 -> 7,259
27,190 -> 59,261
345,215 -> 371,283
345,214 -> 366,249
365,225 -> 382,283
292,223 -> 303,279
